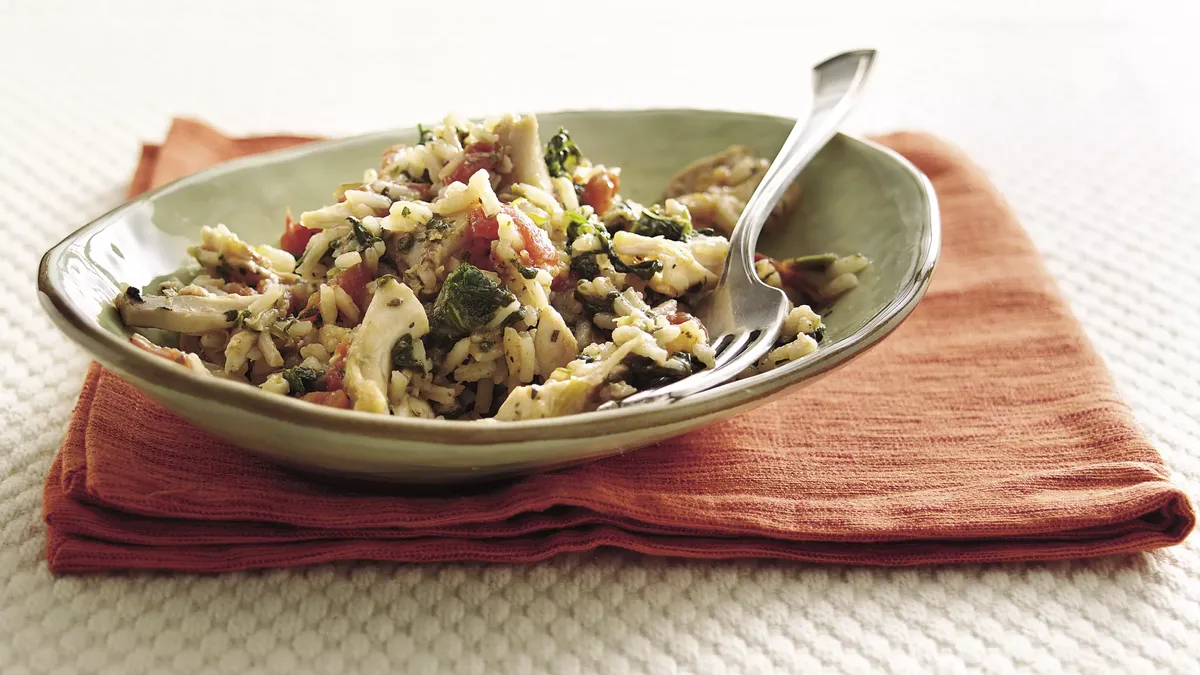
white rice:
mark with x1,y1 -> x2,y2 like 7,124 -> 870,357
829,253 -> 870,278
503,327 -> 536,387
332,286 -> 359,324
334,251 -> 362,270
296,225 -> 351,279
553,176 -> 579,211
782,305 -> 822,340
762,333 -> 819,370
257,331 -> 284,368
223,330 -> 257,374
821,272 -> 859,298
432,169 -> 501,216
318,284 -> 337,326
443,337 -> 473,374
260,372 -> 290,394
299,343 -> 330,363
383,200 -> 433,232
299,202 -> 356,229
343,189 -> 392,212
511,183 -> 561,214
254,244 -> 296,273
388,370 -> 410,407
363,246 -> 380,275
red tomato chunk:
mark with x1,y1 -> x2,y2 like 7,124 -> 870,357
446,142 -> 499,186
467,205 -> 558,268
580,171 -> 620,215
331,263 -> 371,312
302,390 -> 351,409
280,214 -> 315,257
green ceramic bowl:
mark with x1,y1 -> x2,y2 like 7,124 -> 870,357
38,109 -> 939,482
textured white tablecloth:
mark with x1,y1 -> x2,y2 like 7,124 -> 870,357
2,1 -> 1198,673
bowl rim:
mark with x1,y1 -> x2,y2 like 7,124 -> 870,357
37,108 -> 941,445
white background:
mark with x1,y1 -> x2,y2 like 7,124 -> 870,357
2,1 -> 1198,673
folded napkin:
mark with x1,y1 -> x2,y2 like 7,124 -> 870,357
43,119 -> 1194,574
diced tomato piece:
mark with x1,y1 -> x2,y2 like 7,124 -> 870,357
464,236 -> 497,271
302,390 -> 351,409
331,263 -> 371,311
580,171 -> 620,215
468,206 -> 500,239
446,145 -> 499,185
280,214 -> 315,257
468,204 -> 558,269
774,263 -> 807,292
323,340 -> 350,393
511,209 -> 557,266
324,367 -> 344,393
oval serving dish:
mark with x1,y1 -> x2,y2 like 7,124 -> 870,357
38,109 -> 939,482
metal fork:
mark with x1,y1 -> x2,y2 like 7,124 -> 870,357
602,49 -> 876,410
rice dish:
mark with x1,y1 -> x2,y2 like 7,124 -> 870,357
115,113 -> 868,421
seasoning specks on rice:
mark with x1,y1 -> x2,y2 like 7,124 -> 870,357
114,113 -> 868,420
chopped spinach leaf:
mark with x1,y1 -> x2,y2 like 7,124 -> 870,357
629,207 -> 693,241
347,216 -> 379,249
610,256 -> 662,281
391,334 -> 427,372
428,263 -> 517,339
575,286 -> 619,315
624,353 -> 703,390
544,127 -> 583,178
564,210 -> 662,280
570,253 -> 602,280
223,308 -> 252,327
281,365 -> 320,396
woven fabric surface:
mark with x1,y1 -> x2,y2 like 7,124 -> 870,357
3,1 -> 1199,673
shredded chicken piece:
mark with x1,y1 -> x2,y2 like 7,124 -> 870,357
496,114 -> 552,192
116,289 -> 257,334
664,145 -> 803,236
343,277 -> 429,414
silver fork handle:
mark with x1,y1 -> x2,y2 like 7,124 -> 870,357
601,50 -> 876,411
727,49 -> 876,281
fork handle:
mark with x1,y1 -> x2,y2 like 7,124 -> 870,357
600,50 -> 876,412
727,49 -> 876,281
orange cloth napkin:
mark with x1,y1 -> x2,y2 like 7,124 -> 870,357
43,119 -> 1194,574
